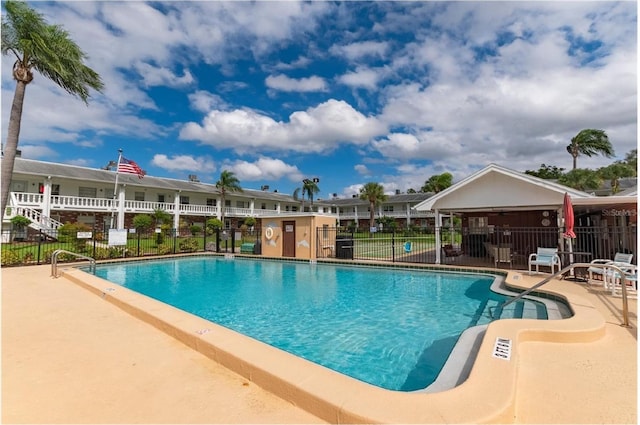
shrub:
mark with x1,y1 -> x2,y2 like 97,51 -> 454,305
132,214 -> 153,231
93,248 -> 111,260
179,238 -> 199,252
190,225 -> 202,236
206,218 -> 223,235
22,252 -> 34,264
1,250 -> 22,266
58,222 -> 92,251
158,244 -> 173,255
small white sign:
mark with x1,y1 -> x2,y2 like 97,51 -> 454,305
108,229 -> 128,246
285,224 -> 294,232
76,231 -> 92,239
492,337 -> 512,360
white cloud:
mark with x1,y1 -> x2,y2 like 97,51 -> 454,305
180,99 -> 388,154
152,154 -> 216,173
226,157 -> 303,182
265,74 -> 327,92
188,91 -> 229,113
134,63 -> 195,88
330,40 -> 390,61
338,67 -> 383,90
354,164 -> 370,176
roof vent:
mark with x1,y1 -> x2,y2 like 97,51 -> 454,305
261,185 -> 270,191
188,174 -> 200,182
395,189 -> 401,195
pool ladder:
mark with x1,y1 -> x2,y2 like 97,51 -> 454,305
51,249 -> 96,278
490,262 -> 633,328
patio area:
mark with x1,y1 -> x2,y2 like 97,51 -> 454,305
2,263 -> 637,423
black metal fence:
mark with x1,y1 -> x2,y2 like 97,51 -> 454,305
315,226 -> 637,270
1,226 -> 262,266
2,223 -> 635,271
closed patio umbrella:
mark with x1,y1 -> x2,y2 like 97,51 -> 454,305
563,192 -> 576,239
563,192 -> 576,275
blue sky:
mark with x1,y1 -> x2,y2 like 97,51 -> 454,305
1,1 -> 637,199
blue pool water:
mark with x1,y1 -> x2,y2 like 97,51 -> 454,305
91,257 -> 545,391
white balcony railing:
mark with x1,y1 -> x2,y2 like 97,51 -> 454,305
6,192 -> 432,222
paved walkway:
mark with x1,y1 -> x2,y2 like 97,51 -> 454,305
2,264 -> 637,423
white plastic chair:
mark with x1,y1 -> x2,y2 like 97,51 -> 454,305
491,246 -> 512,268
606,264 -> 638,297
588,253 -> 633,285
528,247 -> 561,274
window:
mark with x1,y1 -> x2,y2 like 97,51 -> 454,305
206,198 -> 216,206
383,205 -> 394,212
180,196 -> 189,204
158,194 -> 165,203
10,180 -> 27,192
235,200 -> 245,208
78,187 -> 97,198
261,203 -> 266,209
51,184 -> 60,195
134,192 -> 145,201
468,217 -> 488,234
104,188 -> 114,199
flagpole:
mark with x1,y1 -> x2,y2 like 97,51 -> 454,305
111,149 -> 123,229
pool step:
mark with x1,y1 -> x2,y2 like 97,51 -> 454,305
485,299 -> 545,321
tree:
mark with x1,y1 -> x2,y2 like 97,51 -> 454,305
132,214 -> 153,232
216,170 -> 242,228
421,172 -> 453,193
566,129 -> 614,170
1,0 -> 104,217
525,164 -> 565,179
598,163 -> 636,194
359,182 -> 387,233
622,149 -> 637,171
152,208 -> 172,228
558,169 -> 602,192
293,178 -> 320,212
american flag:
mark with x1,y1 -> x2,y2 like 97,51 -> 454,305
118,157 -> 145,178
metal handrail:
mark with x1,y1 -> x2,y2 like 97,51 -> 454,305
51,249 -> 96,278
492,262 -> 634,327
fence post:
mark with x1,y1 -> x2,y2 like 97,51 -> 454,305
172,228 -> 177,254
392,229 -> 396,263
37,229 -> 43,265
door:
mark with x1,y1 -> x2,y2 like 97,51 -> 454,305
282,221 -> 296,257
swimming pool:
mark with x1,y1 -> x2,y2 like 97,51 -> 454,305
91,256 -> 547,391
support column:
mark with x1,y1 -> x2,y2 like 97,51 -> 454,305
41,177 -> 52,226
173,192 -> 181,229
117,185 -> 126,229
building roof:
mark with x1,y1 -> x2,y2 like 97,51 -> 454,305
12,158 -> 297,203
413,163 -> 595,212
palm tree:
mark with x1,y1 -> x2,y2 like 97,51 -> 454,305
566,129 -> 614,170
293,178 -> 320,212
359,182 -> 387,233
1,0 -> 104,217
216,170 -> 242,228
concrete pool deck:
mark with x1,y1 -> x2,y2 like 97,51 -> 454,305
2,261 -> 637,423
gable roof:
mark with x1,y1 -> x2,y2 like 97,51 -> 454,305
413,163 -> 593,212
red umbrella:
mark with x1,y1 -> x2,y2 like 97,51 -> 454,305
563,192 -> 576,238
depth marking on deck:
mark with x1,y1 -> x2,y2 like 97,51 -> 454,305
492,337 -> 512,360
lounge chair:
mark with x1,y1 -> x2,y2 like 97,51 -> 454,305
588,252 -> 634,286
491,246 -> 512,268
528,247 -> 561,274
605,264 -> 638,297
442,244 -> 462,257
